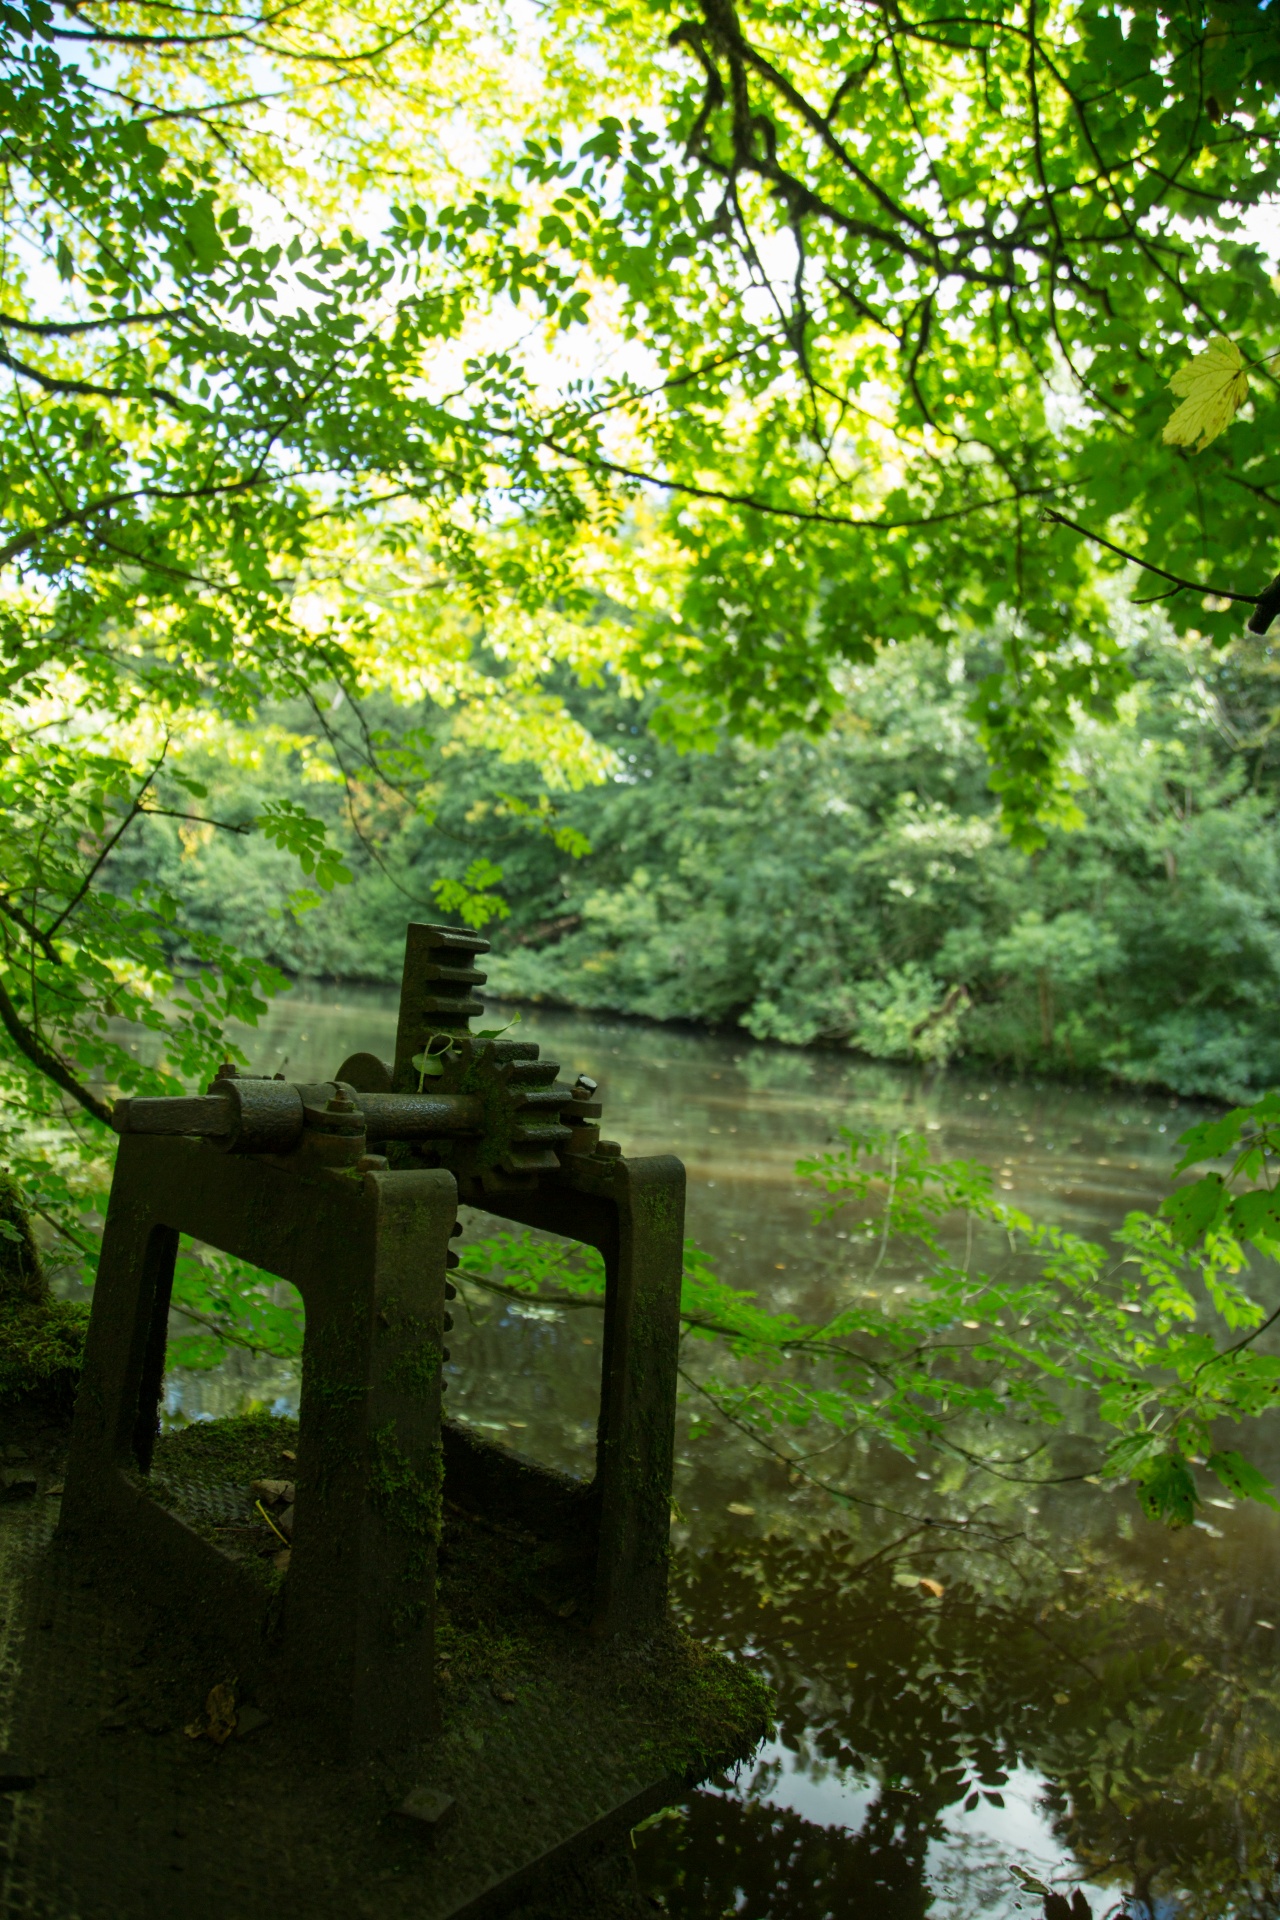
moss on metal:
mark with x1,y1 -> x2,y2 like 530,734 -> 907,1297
388,1318 -> 441,1403
369,1418 -> 444,1579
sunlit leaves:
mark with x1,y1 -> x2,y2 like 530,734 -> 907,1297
431,858 -> 509,929
0,1 -> 625,1167
443,1119 -> 1280,1527
1163,342 -> 1250,453
257,804 -> 352,894
1163,1094 -> 1280,1255
531,0 -> 1280,826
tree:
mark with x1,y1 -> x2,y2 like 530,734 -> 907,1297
513,0 -> 1280,837
6,1 -> 1280,1523
0,0 -> 622,1214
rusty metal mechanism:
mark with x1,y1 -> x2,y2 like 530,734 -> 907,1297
63,923 -> 684,1724
0,920 -> 771,1920
114,923 -> 607,1184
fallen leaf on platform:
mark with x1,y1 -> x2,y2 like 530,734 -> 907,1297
397,1787 -> 456,1829
251,1479 -> 294,1506
204,1684 -> 237,1745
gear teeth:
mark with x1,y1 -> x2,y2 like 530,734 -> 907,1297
393,922 -> 492,1087
512,1085 -> 576,1115
388,924 -> 609,1187
506,1059 -> 561,1088
501,1145 -> 562,1174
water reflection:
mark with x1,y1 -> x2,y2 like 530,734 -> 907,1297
647,1500 -> 1280,1919
133,983 -> 1280,1917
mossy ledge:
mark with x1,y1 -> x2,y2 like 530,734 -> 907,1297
0,1173 -> 88,1414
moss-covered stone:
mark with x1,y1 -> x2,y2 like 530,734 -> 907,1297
0,1172 -> 47,1305
0,1173 -> 88,1412
0,1297 -> 89,1414
154,1409 -> 299,1487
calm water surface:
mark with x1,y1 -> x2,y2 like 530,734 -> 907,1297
157,985 -> 1280,1920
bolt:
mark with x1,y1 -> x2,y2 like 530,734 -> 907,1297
445,1282 -> 457,1301
213,1061 -> 237,1081
595,1139 -> 622,1158
327,1089 -> 355,1114
443,1313 -> 453,1333
573,1074 -> 598,1100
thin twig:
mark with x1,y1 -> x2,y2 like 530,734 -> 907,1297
1042,509 -> 1259,605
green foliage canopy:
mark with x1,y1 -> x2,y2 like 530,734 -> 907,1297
521,0 -> 1280,834
0,0 -> 615,1171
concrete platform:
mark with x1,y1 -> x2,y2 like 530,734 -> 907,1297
0,1416 -> 768,1920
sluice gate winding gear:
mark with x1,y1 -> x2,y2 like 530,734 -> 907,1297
64,922 -> 683,1746
15,923 -> 768,1920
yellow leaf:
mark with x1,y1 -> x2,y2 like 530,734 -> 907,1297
918,1577 -> 945,1598
1163,340 -> 1249,451
204,1683 -> 238,1745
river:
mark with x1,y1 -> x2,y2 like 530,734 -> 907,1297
148,983 -> 1280,1920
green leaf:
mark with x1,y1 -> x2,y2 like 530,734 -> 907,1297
1163,341 -> 1250,452
1160,1174 -> 1227,1247
1174,1113 -> 1248,1172
1226,1187 -> 1280,1247
1206,1450 -> 1280,1510
474,1015 -> 520,1039
1133,1450 -> 1199,1528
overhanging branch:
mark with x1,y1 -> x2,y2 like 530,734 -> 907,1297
0,975 -> 113,1127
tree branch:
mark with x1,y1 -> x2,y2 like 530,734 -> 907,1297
0,973 -> 112,1127
0,343 -> 177,407
137,806 -> 252,834
0,895 -> 63,968
47,750 -> 168,938
1041,509 -> 1261,607
544,435 -> 1055,531
0,308 -> 183,338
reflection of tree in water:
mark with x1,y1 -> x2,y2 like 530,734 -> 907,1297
635,1524 -> 1280,1918
637,1794 -> 935,1920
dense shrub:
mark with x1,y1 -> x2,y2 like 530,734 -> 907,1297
105,624 -> 1280,1102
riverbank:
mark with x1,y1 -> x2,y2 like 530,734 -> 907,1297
103,629 -> 1280,1108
